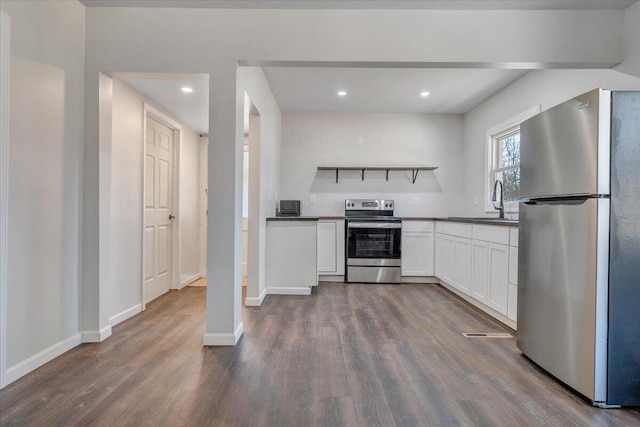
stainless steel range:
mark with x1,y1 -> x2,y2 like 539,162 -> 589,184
345,199 -> 401,283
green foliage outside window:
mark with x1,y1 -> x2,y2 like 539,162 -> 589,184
495,131 -> 520,203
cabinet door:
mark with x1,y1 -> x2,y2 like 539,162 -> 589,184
401,232 -> 434,276
488,242 -> 509,315
435,233 -> 443,277
508,282 -> 518,322
509,246 -> 518,285
471,240 -> 489,303
335,221 -> 345,275
442,234 -> 456,285
317,221 -> 337,273
454,237 -> 472,295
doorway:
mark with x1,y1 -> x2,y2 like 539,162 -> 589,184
101,72 -> 209,325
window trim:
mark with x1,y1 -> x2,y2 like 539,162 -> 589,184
485,105 -> 541,214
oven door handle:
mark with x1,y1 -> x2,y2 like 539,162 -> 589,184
347,222 -> 402,229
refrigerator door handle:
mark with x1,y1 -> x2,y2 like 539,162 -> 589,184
521,195 -> 608,206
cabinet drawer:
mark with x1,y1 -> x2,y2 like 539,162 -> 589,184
442,222 -> 472,239
402,220 -> 435,233
473,225 -> 510,245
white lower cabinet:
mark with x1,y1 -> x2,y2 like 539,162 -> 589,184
430,222 -> 518,329
471,240 -> 489,303
401,232 -> 435,276
441,234 -> 456,285
435,233 -> 443,277
507,239 -> 519,322
487,242 -> 509,316
317,220 -> 345,275
508,283 -> 518,321
454,237 -> 472,295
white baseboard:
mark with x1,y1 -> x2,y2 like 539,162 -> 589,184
437,279 -> 517,331
245,287 -> 267,306
203,322 -> 244,346
401,276 -> 439,284
109,304 -> 142,327
179,273 -> 201,289
4,333 -> 82,386
318,275 -> 345,282
266,287 -> 312,296
81,325 -> 112,343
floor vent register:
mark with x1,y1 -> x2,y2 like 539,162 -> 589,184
462,332 -> 513,338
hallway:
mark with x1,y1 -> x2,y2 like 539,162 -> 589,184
1,284 -> 639,426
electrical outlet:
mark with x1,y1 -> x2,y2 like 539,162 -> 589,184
413,196 -> 420,206
357,136 -> 364,146
310,194 -> 316,204
474,196 -> 479,206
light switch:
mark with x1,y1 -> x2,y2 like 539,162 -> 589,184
310,194 -> 316,204
357,137 -> 364,146
413,196 -> 420,206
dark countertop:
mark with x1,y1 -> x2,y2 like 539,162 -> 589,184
401,217 -> 519,228
439,218 -> 518,227
267,216 -> 319,221
266,216 -> 518,227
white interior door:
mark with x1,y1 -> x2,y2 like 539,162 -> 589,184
144,116 -> 174,304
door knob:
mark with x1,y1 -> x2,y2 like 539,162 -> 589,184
169,214 -> 176,220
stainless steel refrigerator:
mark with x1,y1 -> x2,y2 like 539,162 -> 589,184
518,89 -> 640,407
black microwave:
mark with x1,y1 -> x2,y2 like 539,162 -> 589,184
276,200 -> 301,217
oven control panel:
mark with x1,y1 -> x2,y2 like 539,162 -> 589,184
345,199 -> 394,210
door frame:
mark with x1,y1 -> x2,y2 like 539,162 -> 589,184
142,103 -> 183,309
0,11 -> 11,389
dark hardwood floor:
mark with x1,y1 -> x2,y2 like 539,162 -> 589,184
1,283 -> 639,426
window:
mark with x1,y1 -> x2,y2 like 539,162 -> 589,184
485,105 -> 540,213
491,127 -> 520,203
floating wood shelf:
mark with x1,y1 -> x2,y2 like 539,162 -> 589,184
317,166 -> 438,184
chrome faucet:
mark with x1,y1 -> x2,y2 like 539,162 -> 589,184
492,179 -> 505,219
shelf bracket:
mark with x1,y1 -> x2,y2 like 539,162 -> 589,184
335,168 -> 339,183
361,169 -> 365,181
386,169 -> 390,181
412,168 -> 419,184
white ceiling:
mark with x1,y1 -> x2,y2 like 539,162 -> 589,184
262,67 -> 529,114
80,0 -> 637,10
115,68 -> 529,132
116,74 -> 209,135
89,0 -> 636,125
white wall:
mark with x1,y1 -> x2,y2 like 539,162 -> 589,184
616,1 -> 640,78
280,113 -> 464,217
179,126 -> 202,287
463,69 -> 640,218
110,78 -> 202,321
0,0 -> 85,386
238,67 -> 282,307
198,136 -> 208,277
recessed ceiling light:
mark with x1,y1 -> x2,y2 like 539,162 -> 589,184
337,90 -> 347,97
181,87 -> 193,93
420,91 -> 430,98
